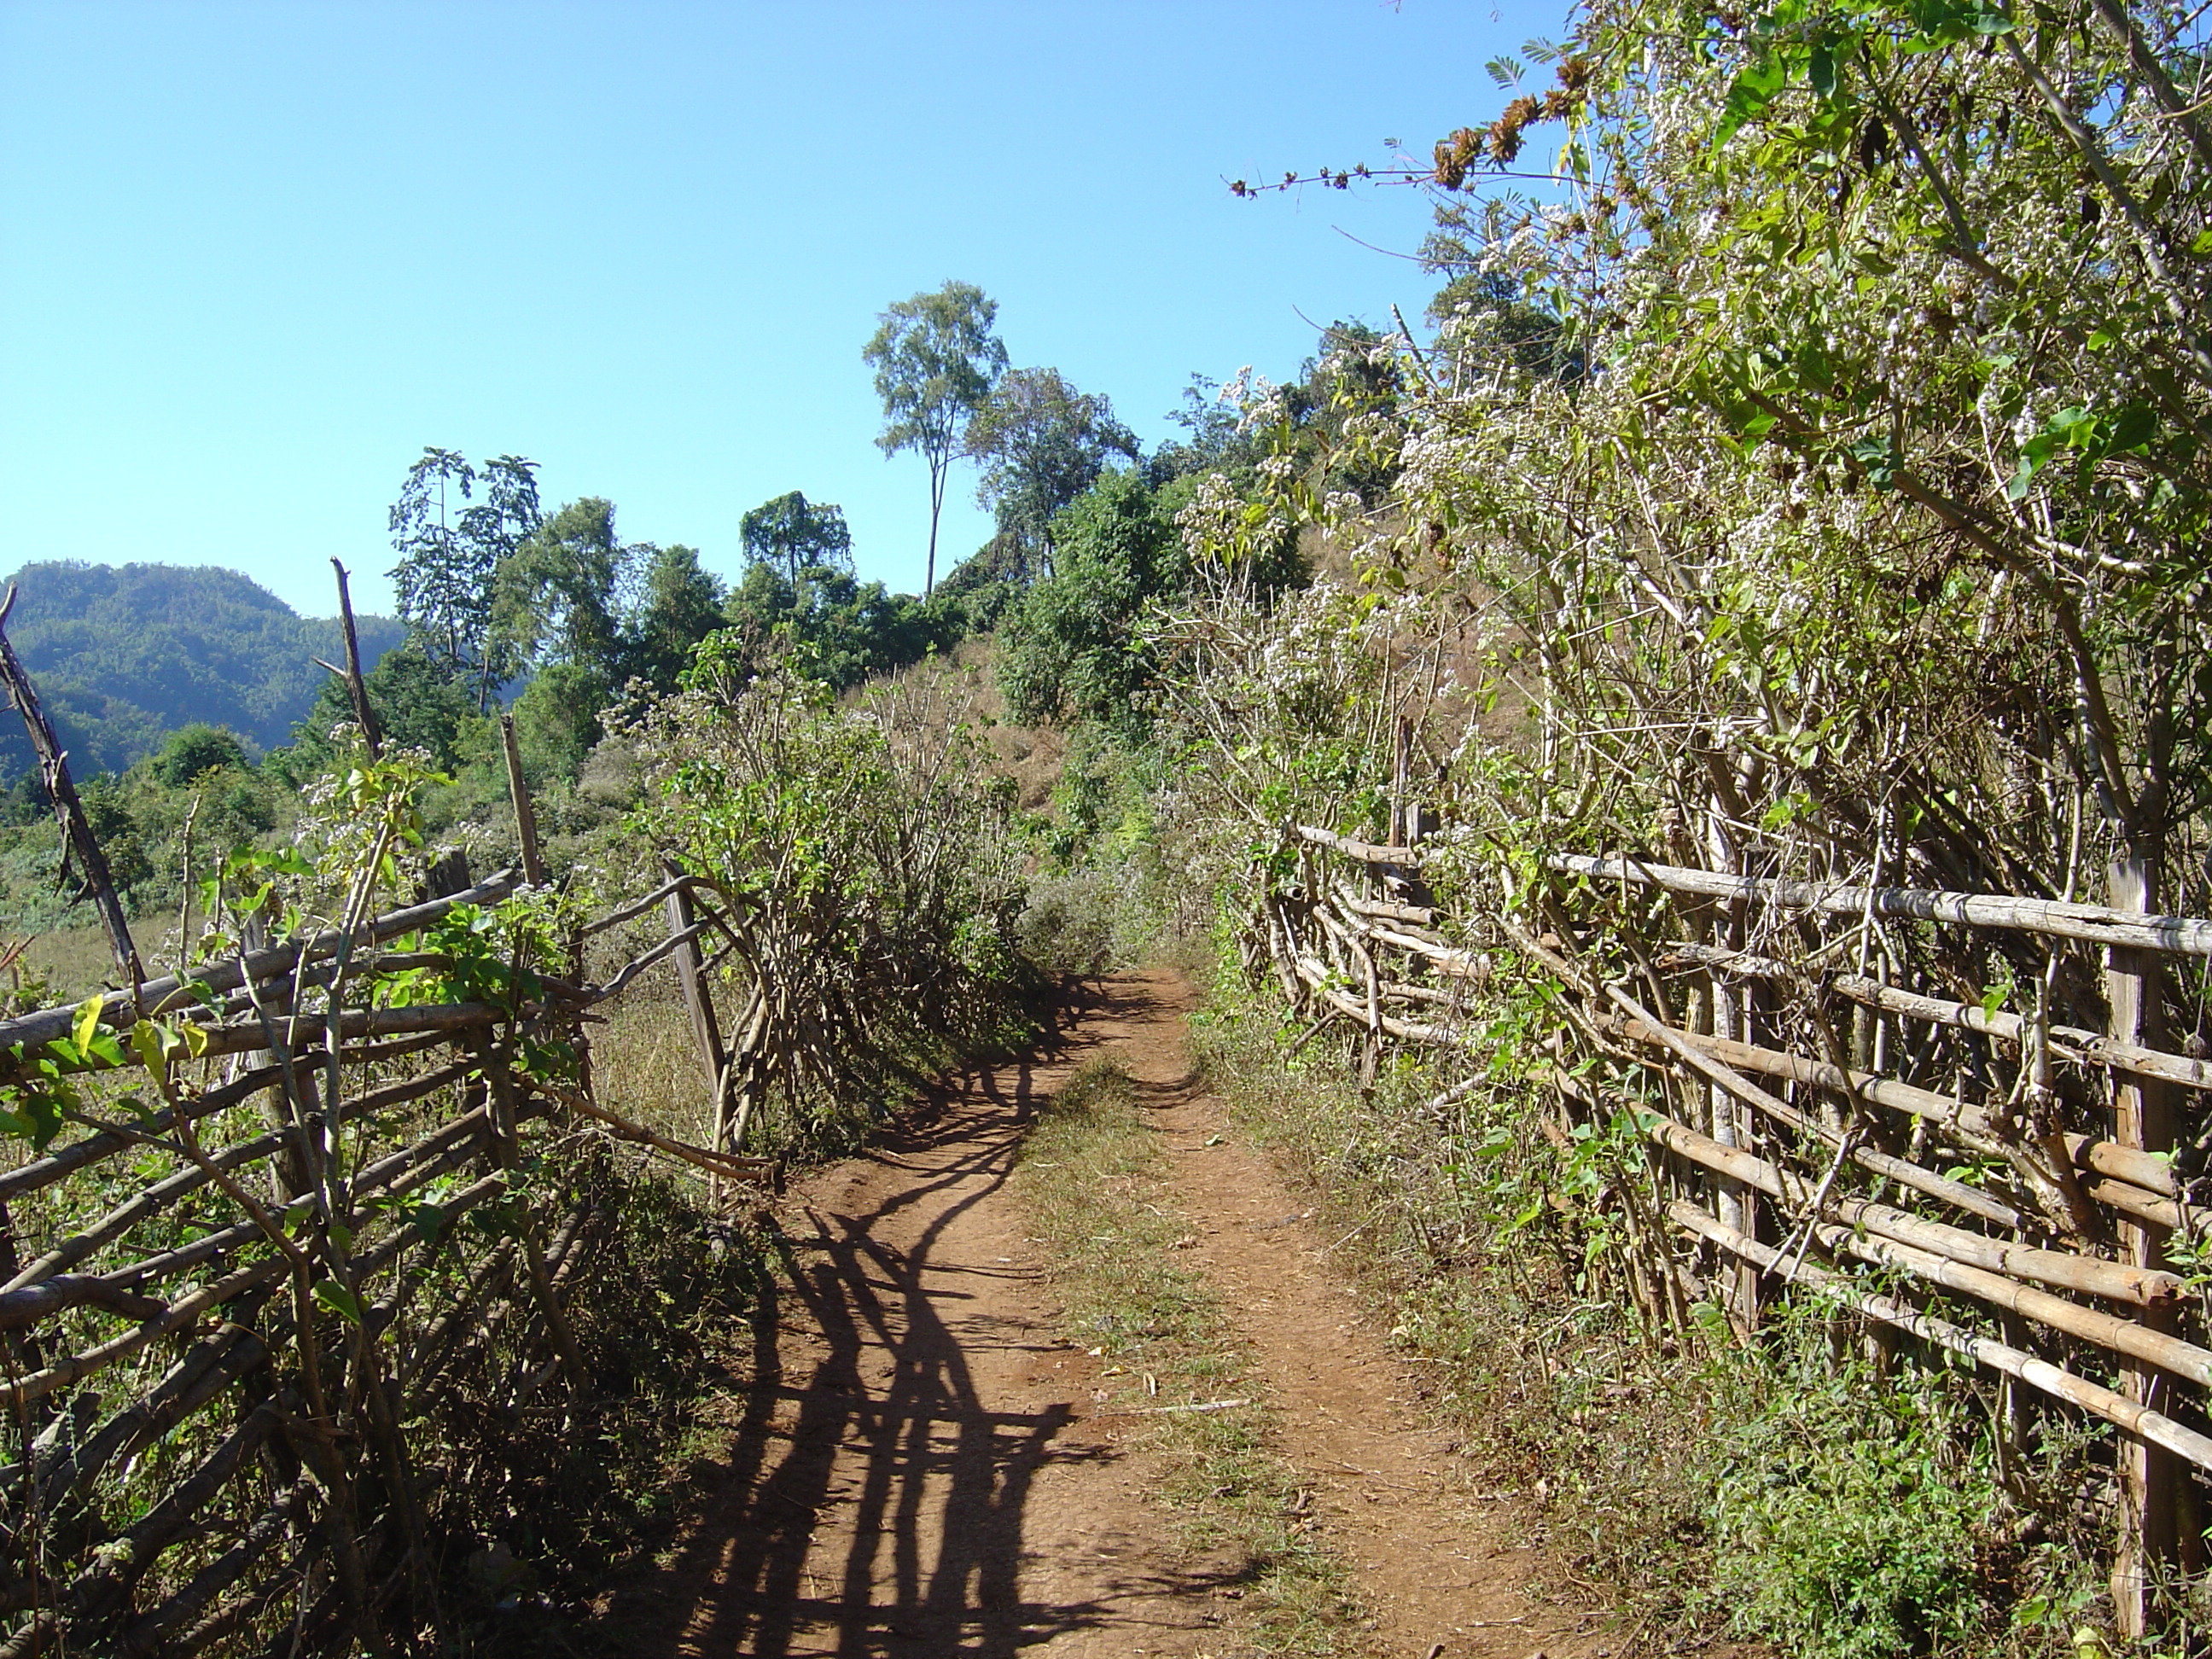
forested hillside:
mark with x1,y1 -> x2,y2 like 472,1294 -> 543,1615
0,562 -> 402,775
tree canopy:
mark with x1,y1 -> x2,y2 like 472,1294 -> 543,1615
739,492 -> 854,583
963,367 -> 1140,579
863,282 -> 1008,598
387,448 -> 542,707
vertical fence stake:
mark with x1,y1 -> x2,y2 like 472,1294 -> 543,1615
0,586 -> 143,991
498,715 -> 546,888
328,561 -> 382,760
661,859 -> 730,1148
2108,849 -> 2195,1636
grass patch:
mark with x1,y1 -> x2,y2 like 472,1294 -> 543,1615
1013,1056 -> 1370,1657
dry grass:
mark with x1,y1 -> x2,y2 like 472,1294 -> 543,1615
11,920 -> 125,1006
1013,1057 -> 1369,1656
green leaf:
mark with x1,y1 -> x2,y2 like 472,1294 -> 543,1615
72,997 -> 105,1062
129,1022 -> 170,1074
1807,41 -> 1837,99
312,1280 -> 365,1327
1715,53 -> 1789,148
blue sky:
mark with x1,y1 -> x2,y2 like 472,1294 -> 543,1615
0,1 -> 1559,616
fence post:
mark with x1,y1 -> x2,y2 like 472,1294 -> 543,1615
661,859 -> 729,1147
2108,848 -> 2196,1634
498,715 -> 546,888
0,587 -> 142,990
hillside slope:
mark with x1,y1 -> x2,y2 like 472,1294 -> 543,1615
0,562 -> 404,776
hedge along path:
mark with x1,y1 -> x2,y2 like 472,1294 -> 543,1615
1262,817 -> 2212,1625
0,585 -> 797,1656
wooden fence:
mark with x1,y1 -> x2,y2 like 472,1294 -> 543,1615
1264,822 -> 2212,1626
0,571 -> 779,1653
0,855 -> 771,1656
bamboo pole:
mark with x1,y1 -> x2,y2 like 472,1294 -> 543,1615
2108,849 -> 2193,1633
1294,824 -> 1421,865
1823,1221 -> 2212,1388
1602,988 -> 2023,1228
1829,975 -> 2212,1093
1634,1100 -> 2183,1305
1667,1201 -> 2212,1472
1607,1016 -> 2177,1202
1548,851 -> 2212,957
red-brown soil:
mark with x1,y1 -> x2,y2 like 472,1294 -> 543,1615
608,972 -> 1607,1657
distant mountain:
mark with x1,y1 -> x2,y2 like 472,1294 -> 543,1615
0,562 -> 405,778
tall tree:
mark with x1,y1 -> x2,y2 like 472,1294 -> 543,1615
863,282 -> 1007,597
963,367 -> 1139,579
491,497 -> 633,695
626,544 -> 728,691
739,492 -> 854,583
387,449 -> 541,710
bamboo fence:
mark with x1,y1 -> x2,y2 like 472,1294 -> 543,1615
0,852 -> 779,1655
1260,818 -> 2212,1604
0,583 -> 775,1654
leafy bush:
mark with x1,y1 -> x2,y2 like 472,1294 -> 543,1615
1703,1329 -> 2007,1659
628,648 -> 1041,1155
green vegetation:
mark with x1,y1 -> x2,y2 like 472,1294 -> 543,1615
984,0 -> 2212,1650
0,562 -> 404,777
24,11 -> 2212,1638
627,655 -> 1042,1159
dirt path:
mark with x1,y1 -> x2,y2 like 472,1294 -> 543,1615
617,972 -> 1598,1657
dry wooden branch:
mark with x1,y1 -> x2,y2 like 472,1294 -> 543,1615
0,586 -> 142,987
1829,975 -> 2212,1093
1289,954 -> 1454,1044
119,1478 -> 311,1653
0,1276 -> 166,1330
6,1061 -> 472,1291
1334,889 -> 1439,926
0,1058 -> 299,1202
0,870 -> 520,1061
523,1080 -> 774,1184
0,1256 -> 290,1409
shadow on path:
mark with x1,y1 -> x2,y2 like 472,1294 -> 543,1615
626,977 -> 1229,1658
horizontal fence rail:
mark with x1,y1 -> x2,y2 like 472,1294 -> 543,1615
0,859 -> 773,1656
1264,822 -> 2212,1600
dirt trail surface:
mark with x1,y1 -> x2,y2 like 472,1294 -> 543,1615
618,971 -> 1599,1657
